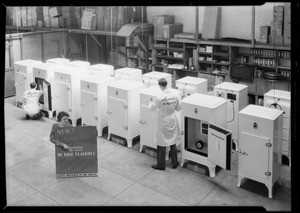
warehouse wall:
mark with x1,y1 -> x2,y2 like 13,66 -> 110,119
147,3 -> 286,40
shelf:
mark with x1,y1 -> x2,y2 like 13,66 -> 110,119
212,62 -> 230,66
154,47 -> 184,52
152,64 -> 166,68
213,52 -> 230,57
198,51 -> 213,55
199,60 -> 212,64
277,66 -> 291,70
156,55 -> 184,60
199,70 -> 227,77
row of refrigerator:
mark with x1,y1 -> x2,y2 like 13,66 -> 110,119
13,58 -> 291,198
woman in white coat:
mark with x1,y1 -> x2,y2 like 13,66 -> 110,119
148,78 -> 181,170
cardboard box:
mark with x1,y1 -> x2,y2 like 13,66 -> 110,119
153,15 -> 175,38
284,20 -> 291,31
274,11 -> 284,22
284,3 -> 291,21
284,29 -> 291,45
259,35 -> 268,44
271,21 -> 283,35
43,7 -> 49,16
274,5 -> 284,12
269,35 -> 283,45
260,26 -> 270,37
162,23 -> 183,39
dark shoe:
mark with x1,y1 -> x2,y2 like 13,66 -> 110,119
172,162 -> 179,169
151,165 -> 165,170
25,114 -> 30,120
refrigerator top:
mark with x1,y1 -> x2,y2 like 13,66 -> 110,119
90,64 -> 114,70
115,67 -> 142,74
176,76 -> 207,85
182,93 -> 227,109
46,58 -> 70,64
142,71 -> 171,78
14,59 -> 43,66
32,63 -> 63,71
107,79 -> 144,91
264,89 -> 291,101
140,85 -> 181,97
239,104 -> 283,120
80,75 -> 115,84
214,82 -> 248,92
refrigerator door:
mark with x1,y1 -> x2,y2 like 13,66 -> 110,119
42,80 -> 52,111
140,104 -> 157,144
15,72 -> 27,102
108,97 -> 127,137
239,132 -> 270,181
81,90 -> 98,127
54,82 -> 72,114
207,124 -> 232,170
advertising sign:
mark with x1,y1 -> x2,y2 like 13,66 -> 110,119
55,126 -> 98,178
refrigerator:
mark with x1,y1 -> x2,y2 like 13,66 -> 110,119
89,64 -> 114,78
46,58 -> 70,65
238,105 -> 283,199
107,80 -> 145,148
114,67 -> 142,82
142,71 -> 172,88
80,75 -> 115,137
181,93 -> 231,178
32,63 -> 63,118
264,89 -> 291,167
66,60 -> 90,69
14,59 -> 43,106
139,85 -> 182,160
214,82 -> 248,150
176,76 -> 207,98
53,66 -> 89,124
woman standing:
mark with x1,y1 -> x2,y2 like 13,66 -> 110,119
49,111 -> 72,150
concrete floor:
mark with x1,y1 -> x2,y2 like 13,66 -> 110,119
4,96 -> 291,209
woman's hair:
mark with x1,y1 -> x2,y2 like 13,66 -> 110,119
158,78 -> 168,88
30,82 -> 37,89
57,111 -> 70,122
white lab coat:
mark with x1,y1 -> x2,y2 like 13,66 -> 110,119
148,88 -> 181,147
22,89 -> 43,116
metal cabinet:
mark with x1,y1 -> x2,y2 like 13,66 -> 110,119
142,71 -> 172,88
214,82 -> 248,150
176,76 -> 207,98
114,67 -> 142,82
238,105 -> 283,199
181,93 -> 231,177
32,63 -> 63,118
107,80 -> 145,148
46,58 -> 70,65
139,85 -> 182,160
14,59 -> 43,106
53,66 -> 89,124
80,76 -> 115,137
89,64 -> 114,78
264,89 -> 291,167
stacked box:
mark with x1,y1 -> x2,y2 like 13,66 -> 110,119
21,7 -> 27,27
96,7 -> 104,30
162,23 -> 183,39
81,9 -> 97,30
59,16 -> 64,28
153,15 -> 175,38
117,6 -> 125,31
62,6 -> 70,18
50,17 -> 59,28
284,3 -> 291,45
49,7 -> 61,17
259,26 -> 270,44
274,6 -> 284,21
36,7 -> 43,22
13,7 -> 21,27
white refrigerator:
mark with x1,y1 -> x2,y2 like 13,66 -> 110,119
264,89 -> 291,167
14,59 -> 43,106
214,82 -> 248,150
89,64 -> 114,78
46,58 -> 70,65
238,105 -> 283,199
142,71 -> 172,88
176,76 -> 207,98
80,75 -> 115,137
139,85 -> 182,160
114,67 -> 142,82
180,93 -> 231,178
53,66 -> 89,124
107,80 -> 145,148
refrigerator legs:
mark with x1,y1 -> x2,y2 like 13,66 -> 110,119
127,139 -> 133,148
107,133 -> 111,141
139,144 -> 143,152
208,166 -> 216,178
237,175 -> 243,187
265,184 -> 273,199
180,158 -> 185,167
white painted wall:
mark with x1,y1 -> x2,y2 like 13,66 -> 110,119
146,3 -> 287,40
